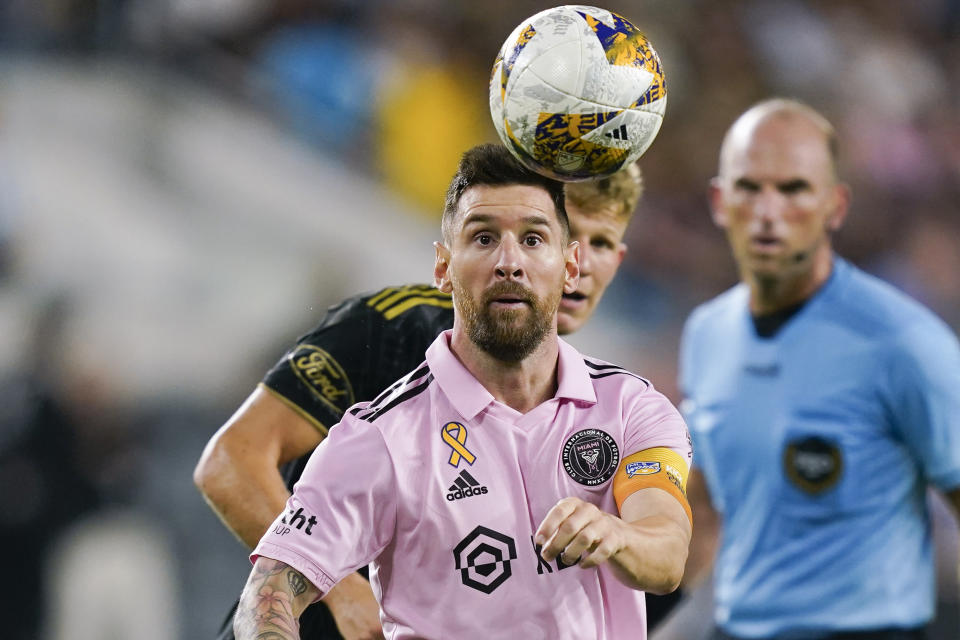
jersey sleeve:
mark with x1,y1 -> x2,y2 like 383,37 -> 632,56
261,285 -> 452,434
614,382 -> 693,523
252,413 -> 397,595
886,320 -> 960,491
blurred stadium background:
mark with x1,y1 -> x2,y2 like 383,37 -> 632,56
0,1 -> 957,638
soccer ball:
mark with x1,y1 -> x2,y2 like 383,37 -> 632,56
489,5 -> 666,181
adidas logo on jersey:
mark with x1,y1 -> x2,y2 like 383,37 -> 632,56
446,470 -> 489,501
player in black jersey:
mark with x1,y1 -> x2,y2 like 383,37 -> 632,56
195,165 -> 644,640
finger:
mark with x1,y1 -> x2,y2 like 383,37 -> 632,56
578,535 -> 618,569
560,521 -> 604,566
534,497 -> 581,546
539,501 -> 595,562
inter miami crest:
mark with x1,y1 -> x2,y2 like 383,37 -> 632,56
562,428 -> 620,486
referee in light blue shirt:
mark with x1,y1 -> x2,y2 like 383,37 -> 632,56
678,98 -> 960,640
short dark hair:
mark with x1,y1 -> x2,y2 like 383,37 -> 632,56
442,143 -> 568,244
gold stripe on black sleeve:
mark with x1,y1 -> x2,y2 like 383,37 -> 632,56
258,382 -> 331,436
366,286 -> 401,309
383,295 -> 453,320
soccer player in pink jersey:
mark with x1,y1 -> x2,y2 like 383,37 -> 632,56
233,144 -> 693,640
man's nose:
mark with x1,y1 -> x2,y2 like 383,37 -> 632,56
752,186 -> 785,224
495,237 -> 524,279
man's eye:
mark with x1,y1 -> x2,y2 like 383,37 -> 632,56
475,233 -> 493,245
591,238 -> 614,250
524,235 -> 542,247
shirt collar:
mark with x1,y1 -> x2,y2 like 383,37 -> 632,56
425,330 -> 597,420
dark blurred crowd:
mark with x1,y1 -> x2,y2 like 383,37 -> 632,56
1,1 -> 958,638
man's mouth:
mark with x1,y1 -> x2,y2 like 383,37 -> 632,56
750,235 -> 783,252
490,295 -> 527,308
560,291 -> 588,310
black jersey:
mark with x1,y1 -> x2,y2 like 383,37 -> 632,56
217,284 -> 453,640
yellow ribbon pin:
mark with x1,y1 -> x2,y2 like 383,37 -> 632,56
441,422 -> 476,467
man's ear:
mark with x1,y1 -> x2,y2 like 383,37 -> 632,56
708,177 -> 728,229
434,241 -> 453,293
563,240 -> 581,295
826,182 -> 851,232
615,242 -> 627,266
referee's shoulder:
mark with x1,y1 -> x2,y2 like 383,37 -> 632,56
833,264 -> 954,343
684,283 -> 746,336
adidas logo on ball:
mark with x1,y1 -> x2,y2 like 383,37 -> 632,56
446,470 -> 489,501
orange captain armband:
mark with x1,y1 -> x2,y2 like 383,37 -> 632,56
612,447 -> 692,525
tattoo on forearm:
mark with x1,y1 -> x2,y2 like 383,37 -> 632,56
287,569 -> 308,596
234,559 -> 304,640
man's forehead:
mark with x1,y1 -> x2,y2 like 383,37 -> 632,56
723,119 -> 832,182
567,202 -> 628,237
456,184 -> 558,224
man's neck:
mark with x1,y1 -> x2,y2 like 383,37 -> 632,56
449,327 -> 560,414
747,248 -> 834,315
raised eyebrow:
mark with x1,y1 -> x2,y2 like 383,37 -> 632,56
461,213 -> 494,228
461,213 -> 553,230
777,179 -> 812,192
521,215 -> 552,231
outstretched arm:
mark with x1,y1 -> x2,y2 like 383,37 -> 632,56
535,487 -> 692,595
235,557 -> 320,640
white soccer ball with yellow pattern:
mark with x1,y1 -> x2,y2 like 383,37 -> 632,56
489,5 -> 667,181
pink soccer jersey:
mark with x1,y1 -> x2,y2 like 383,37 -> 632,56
253,331 -> 692,639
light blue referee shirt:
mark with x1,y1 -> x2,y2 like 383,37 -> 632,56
679,257 -> 960,638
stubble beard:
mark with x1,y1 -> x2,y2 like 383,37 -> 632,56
454,280 -> 562,363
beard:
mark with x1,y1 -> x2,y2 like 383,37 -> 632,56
454,279 -> 562,363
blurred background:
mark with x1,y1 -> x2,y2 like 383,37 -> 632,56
0,0 -> 957,638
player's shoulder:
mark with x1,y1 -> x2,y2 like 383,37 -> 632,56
345,358 -> 436,427
323,283 -> 452,326
828,259 -> 954,344
582,354 -> 652,394
683,283 -> 748,338
361,283 -> 453,324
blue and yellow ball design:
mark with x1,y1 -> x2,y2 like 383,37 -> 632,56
489,6 -> 667,182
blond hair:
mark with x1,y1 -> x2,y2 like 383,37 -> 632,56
564,163 -> 644,223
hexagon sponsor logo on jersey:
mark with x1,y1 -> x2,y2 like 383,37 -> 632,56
562,428 -> 620,486
783,435 -> 843,494
453,525 -> 517,594
625,461 -> 660,477
288,345 -> 355,416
